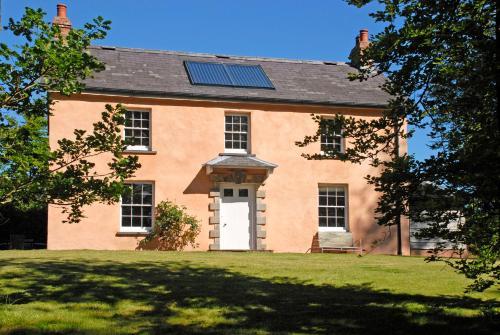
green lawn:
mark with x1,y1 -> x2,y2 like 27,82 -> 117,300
0,251 -> 498,334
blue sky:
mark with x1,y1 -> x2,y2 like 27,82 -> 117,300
2,0 -> 432,160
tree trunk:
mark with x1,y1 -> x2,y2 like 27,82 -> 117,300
394,119 -> 402,256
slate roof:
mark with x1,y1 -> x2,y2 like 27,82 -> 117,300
83,46 -> 390,108
205,154 -> 277,169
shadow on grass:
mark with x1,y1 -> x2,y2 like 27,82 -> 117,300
0,257 -> 498,335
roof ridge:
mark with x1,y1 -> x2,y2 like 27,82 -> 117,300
89,45 -> 349,66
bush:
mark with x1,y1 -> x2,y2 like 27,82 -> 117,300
140,200 -> 201,251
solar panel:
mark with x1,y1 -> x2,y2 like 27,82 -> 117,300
184,61 -> 275,89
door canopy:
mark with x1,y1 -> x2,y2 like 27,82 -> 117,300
204,154 -> 277,184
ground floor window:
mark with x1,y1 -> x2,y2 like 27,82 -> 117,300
121,183 -> 153,232
318,186 -> 347,231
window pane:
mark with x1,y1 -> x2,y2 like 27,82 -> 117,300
319,196 -> 327,206
143,217 -> 152,228
328,217 -> 336,227
133,111 -> 141,119
143,184 -> 152,194
225,115 -> 231,123
239,189 -> 249,197
132,217 -> 142,227
133,190 -> 142,204
337,197 -> 345,206
132,206 -> 141,216
143,207 -> 151,217
121,217 -> 131,227
319,217 -> 327,227
319,207 -> 326,216
122,206 -> 131,215
327,208 -> 335,217
337,208 -> 345,218
225,141 -> 232,148
223,189 -> 233,197
122,193 -> 131,205
233,123 -> 240,131
143,195 -> 152,204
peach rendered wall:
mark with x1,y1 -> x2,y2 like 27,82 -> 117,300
47,93 -> 410,254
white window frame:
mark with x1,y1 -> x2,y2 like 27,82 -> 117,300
119,182 -> 154,233
124,109 -> 151,151
319,118 -> 344,155
318,185 -> 348,232
224,113 -> 250,154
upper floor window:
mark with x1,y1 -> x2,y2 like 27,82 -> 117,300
124,110 -> 150,151
121,183 -> 153,232
320,120 -> 343,154
318,186 -> 347,231
225,114 -> 249,154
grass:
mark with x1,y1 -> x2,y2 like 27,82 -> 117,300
0,251 -> 498,334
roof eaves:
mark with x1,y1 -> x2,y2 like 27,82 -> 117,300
82,87 -> 389,109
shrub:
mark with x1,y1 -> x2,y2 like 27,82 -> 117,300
140,200 -> 201,251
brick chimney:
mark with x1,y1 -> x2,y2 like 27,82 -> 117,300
348,29 -> 370,68
52,3 -> 72,37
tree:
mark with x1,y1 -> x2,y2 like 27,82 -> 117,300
0,8 -> 140,223
298,0 -> 498,290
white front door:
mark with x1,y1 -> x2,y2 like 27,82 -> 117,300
219,184 -> 255,250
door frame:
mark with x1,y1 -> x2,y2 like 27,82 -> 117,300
219,182 -> 257,250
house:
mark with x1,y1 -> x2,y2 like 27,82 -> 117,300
47,4 -> 410,254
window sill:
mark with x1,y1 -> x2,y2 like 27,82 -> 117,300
116,232 -> 150,237
318,228 -> 348,233
123,150 -> 157,155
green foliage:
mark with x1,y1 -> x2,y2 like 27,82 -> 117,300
0,8 -> 140,223
140,200 -> 201,251
298,0 -> 498,290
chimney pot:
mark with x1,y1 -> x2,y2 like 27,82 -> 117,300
348,28 -> 371,68
56,4 -> 67,18
53,3 -> 72,37
359,29 -> 369,42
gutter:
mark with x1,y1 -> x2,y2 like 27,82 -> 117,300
81,87 -> 390,109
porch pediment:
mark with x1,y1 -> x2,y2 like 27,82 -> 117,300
204,154 -> 277,184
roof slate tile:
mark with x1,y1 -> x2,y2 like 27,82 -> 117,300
84,46 -> 391,107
